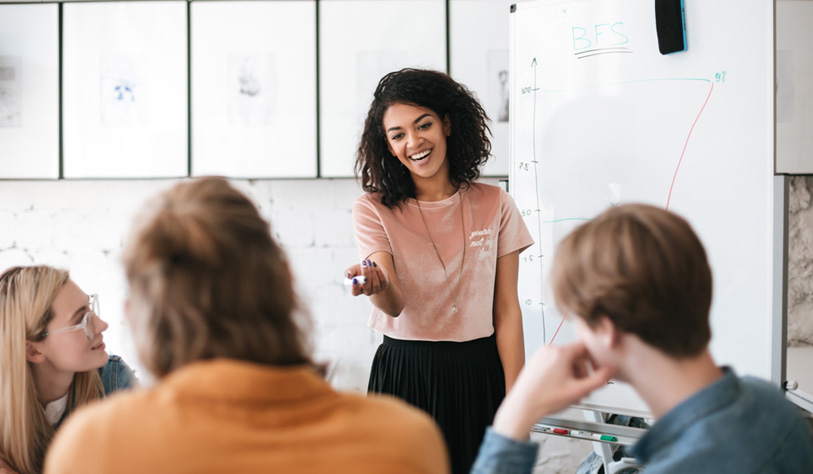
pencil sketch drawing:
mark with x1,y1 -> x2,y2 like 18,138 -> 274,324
487,50 -> 509,123
100,55 -> 148,127
228,54 -> 277,126
0,56 -> 22,128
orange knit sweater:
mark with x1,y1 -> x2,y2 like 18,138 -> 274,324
45,359 -> 450,474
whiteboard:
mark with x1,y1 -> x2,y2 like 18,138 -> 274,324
510,0 -> 776,416
191,1 -> 317,178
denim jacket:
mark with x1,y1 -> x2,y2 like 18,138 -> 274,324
98,355 -> 138,395
471,368 -> 813,474
630,368 -> 813,473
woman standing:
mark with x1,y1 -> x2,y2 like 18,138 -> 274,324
346,68 -> 533,474
0,266 -> 136,474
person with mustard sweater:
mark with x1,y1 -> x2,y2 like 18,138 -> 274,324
44,177 -> 449,474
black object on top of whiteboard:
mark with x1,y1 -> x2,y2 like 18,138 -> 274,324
655,0 -> 686,54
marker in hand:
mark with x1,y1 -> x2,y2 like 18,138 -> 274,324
344,275 -> 367,286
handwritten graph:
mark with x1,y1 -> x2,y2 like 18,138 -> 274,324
517,62 -> 718,346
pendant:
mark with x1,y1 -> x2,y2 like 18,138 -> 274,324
452,304 -> 458,314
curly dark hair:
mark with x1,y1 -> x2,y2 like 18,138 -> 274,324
355,68 -> 492,208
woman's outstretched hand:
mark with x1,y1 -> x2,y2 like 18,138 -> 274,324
345,259 -> 389,297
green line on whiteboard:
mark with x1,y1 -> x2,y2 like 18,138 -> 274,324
540,77 -> 711,93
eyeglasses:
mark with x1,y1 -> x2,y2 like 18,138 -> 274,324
41,294 -> 99,341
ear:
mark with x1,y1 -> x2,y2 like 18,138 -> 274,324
443,114 -> 451,136
26,341 -> 46,364
594,315 -> 622,350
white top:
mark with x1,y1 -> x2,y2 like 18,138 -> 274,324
45,393 -> 69,426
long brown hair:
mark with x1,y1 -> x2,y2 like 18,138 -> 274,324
122,177 -> 313,378
0,266 -> 103,474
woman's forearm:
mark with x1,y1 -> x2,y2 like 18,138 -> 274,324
493,251 -> 525,392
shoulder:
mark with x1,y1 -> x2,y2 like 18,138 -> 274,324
353,192 -> 407,223
466,182 -> 515,209
98,355 -> 139,394
738,376 -> 797,413
740,375 -> 784,396
708,375 -> 802,431
663,375 -> 813,472
344,391 -> 440,428
466,182 -> 502,200
354,192 -> 384,208
46,390 -> 147,474
338,392 -> 448,470
341,391 -> 444,443
354,192 -> 386,215
46,407 -> 105,473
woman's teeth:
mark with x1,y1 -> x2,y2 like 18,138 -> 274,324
410,149 -> 431,161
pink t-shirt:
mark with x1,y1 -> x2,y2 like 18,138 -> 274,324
353,182 -> 534,342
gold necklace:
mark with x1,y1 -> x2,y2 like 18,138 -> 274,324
416,191 -> 466,314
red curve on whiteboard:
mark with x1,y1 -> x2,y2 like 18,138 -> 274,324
666,82 -> 715,210
549,310 -> 568,345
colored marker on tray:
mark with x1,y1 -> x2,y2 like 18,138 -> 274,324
573,430 -> 617,442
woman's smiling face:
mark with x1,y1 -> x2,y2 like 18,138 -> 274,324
34,280 -> 110,374
383,102 -> 451,186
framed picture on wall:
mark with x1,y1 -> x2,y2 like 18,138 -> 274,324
0,4 -> 59,179
450,0 -> 514,177
319,0 -> 447,178
191,1 -> 317,178
62,1 -> 188,178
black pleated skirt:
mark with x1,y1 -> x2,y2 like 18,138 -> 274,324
368,334 -> 506,474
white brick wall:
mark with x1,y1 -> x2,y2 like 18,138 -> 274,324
0,178 -> 382,391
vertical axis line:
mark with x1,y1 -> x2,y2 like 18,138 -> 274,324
530,59 -> 546,344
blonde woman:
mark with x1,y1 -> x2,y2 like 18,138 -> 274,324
0,266 -> 137,474
44,177 -> 448,474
